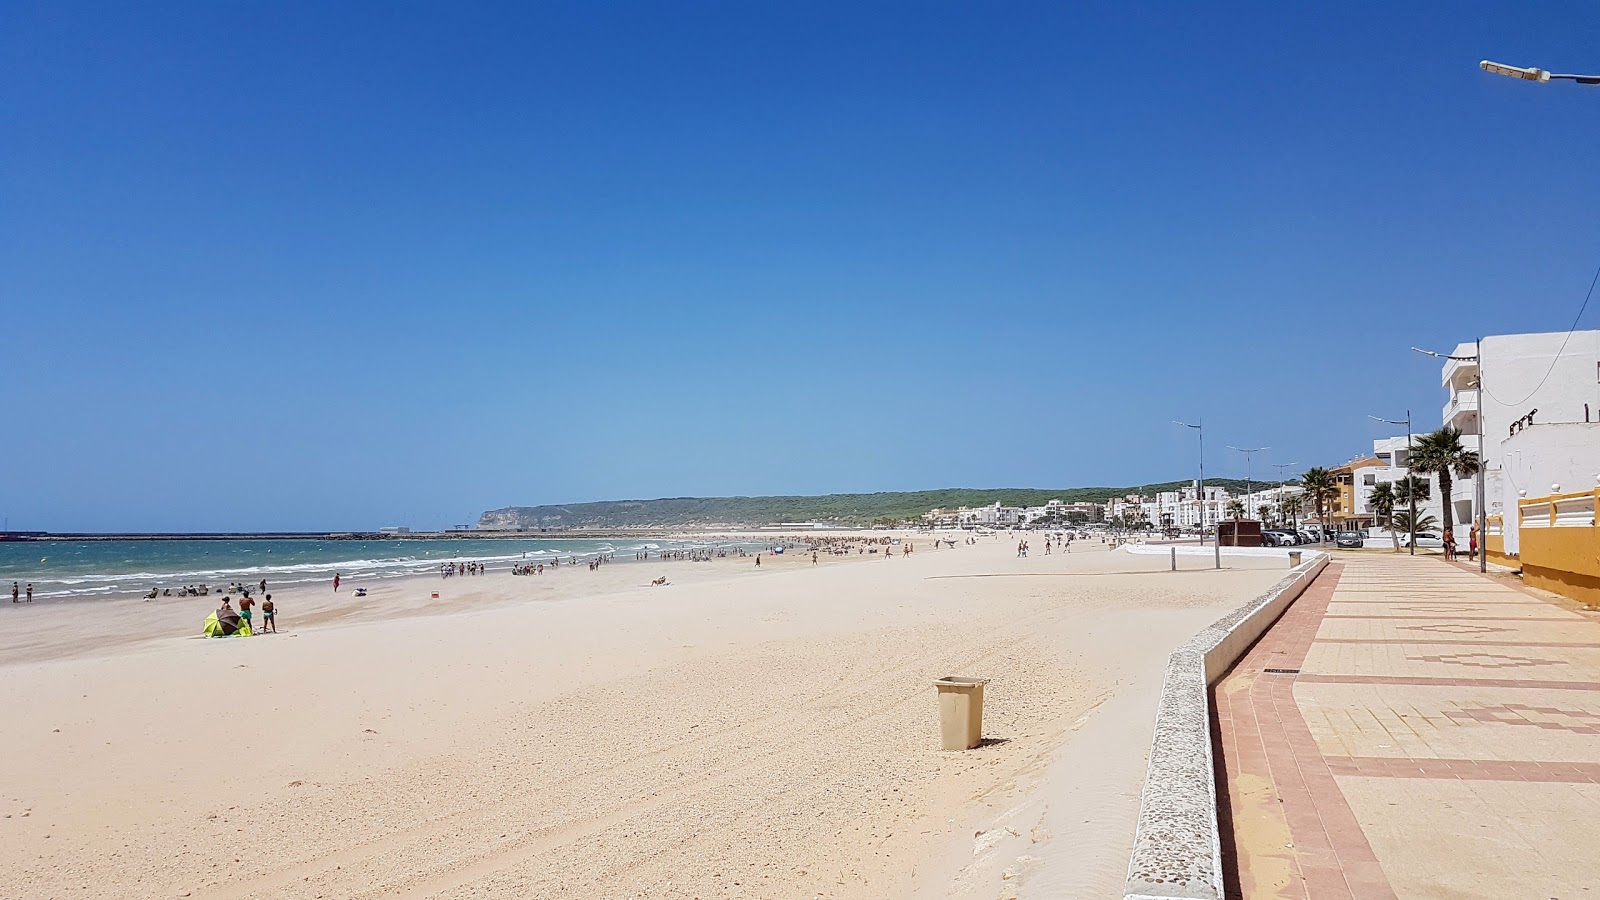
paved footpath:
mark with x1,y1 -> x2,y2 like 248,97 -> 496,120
1216,552 -> 1600,899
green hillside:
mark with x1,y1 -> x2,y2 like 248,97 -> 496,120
478,480 -> 1287,529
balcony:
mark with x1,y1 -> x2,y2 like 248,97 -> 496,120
1441,353 -> 1478,390
1444,389 -> 1480,432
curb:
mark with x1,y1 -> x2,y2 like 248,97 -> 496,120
1122,553 -> 1330,899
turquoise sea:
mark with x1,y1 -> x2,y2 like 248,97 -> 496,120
0,537 -> 758,601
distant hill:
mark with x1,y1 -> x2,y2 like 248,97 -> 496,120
478,480 -> 1287,529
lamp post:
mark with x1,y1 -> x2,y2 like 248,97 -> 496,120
1480,60 -> 1600,85
1414,343 -> 1488,572
1228,446 -> 1269,519
1171,419 -> 1203,547
1271,461 -> 1299,530
1370,413 -> 1417,556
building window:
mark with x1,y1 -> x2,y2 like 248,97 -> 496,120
1363,474 -> 1376,485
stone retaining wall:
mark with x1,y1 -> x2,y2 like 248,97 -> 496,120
1123,554 -> 1329,900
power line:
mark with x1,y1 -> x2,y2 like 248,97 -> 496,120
1480,257 -> 1600,409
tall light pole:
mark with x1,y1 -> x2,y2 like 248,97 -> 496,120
1228,446 -> 1269,519
1174,420 -> 1206,545
1370,412 -> 1417,557
1414,343 -> 1488,572
1480,60 -> 1600,85
1271,461 -> 1299,529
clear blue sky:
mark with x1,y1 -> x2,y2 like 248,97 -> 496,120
4,2 -> 1598,531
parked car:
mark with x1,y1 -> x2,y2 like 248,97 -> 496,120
1295,531 -> 1314,545
1335,531 -> 1365,548
1261,530 -> 1285,547
1400,532 -> 1445,548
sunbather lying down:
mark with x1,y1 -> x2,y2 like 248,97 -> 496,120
651,576 -> 669,586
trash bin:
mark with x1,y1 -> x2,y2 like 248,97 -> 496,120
1288,551 -> 1302,567
934,676 -> 989,750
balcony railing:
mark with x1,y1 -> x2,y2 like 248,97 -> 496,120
1443,389 -> 1480,428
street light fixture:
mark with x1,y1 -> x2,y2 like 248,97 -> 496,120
1480,59 -> 1600,85
1174,420 -> 1206,546
1370,413 -> 1417,557
1270,461 -> 1299,529
1228,446 -> 1268,519
1414,344 -> 1488,572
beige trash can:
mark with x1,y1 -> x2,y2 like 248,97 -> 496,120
934,676 -> 989,750
1289,551 -> 1303,567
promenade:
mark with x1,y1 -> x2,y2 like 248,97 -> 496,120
1217,552 -> 1600,899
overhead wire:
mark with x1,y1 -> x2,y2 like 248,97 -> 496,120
1479,257 -> 1600,408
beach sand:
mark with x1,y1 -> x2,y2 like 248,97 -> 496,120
0,535 -> 1288,898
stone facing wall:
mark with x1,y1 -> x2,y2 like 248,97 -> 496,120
1123,554 -> 1330,900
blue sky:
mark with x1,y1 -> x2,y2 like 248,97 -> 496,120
4,2 -> 1598,531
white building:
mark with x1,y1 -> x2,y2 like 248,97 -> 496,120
1439,329 -> 1600,544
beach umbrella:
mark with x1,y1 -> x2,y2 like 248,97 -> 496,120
203,608 -> 251,637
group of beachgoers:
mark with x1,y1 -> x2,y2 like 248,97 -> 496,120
216,593 -> 276,633
511,563 -> 545,575
11,581 -> 33,603
440,561 -> 486,578
141,578 -> 269,600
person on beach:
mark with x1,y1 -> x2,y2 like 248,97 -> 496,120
261,596 -> 276,633
259,579 -> 267,595
1443,530 -> 1457,560
333,572 -> 341,592
26,583 -> 33,603
812,551 -> 818,565
1469,528 -> 1478,560
755,555 -> 761,568
11,581 -> 17,603
238,594 -> 254,632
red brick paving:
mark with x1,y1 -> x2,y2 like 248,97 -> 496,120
1214,563 -> 1399,899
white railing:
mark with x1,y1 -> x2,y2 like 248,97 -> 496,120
1555,494 -> 1597,528
1522,499 -> 1553,528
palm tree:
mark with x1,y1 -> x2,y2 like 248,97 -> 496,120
1301,467 -> 1338,543
1392,509 -> 1439,537
1367,482 -> 1400,552
1277,494 -> 1300,529
1410,426 -> 1481,543
1226,498 -> 1245,520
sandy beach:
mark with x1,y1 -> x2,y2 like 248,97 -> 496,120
0,534 -> 1291,898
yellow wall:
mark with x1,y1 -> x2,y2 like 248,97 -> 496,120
1485,515 -> 1514,568
1518,490 -> 1600,607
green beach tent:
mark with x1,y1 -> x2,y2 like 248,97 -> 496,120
203,607 -> 252,637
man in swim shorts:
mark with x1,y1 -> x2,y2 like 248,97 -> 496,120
238,594 -> 254,632
261,595 -> 276,633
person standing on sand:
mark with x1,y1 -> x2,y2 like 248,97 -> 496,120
11,581 -> 17,603
259,579 -> 267,595
755,555 -> 761,568
812,551 -> 818,565
261,596 -> 276,633
238,594 -> 254,632
26,583 -> 33,602
333,572 -> 341,592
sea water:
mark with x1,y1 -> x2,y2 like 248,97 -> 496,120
0,537 -> 761,601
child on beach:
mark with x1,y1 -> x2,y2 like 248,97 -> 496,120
261,596 -> 276,633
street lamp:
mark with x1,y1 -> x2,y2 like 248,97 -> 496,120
1228,446 -> 1269,519
1271,461 -> 1299,529
1174,419 -> 1206,546
1414,344 -> 1488,572
1480,59 -> 1600,85
1369,412 -> 1417,557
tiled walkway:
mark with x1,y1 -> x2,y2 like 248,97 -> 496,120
1216,553 -> 1600,899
